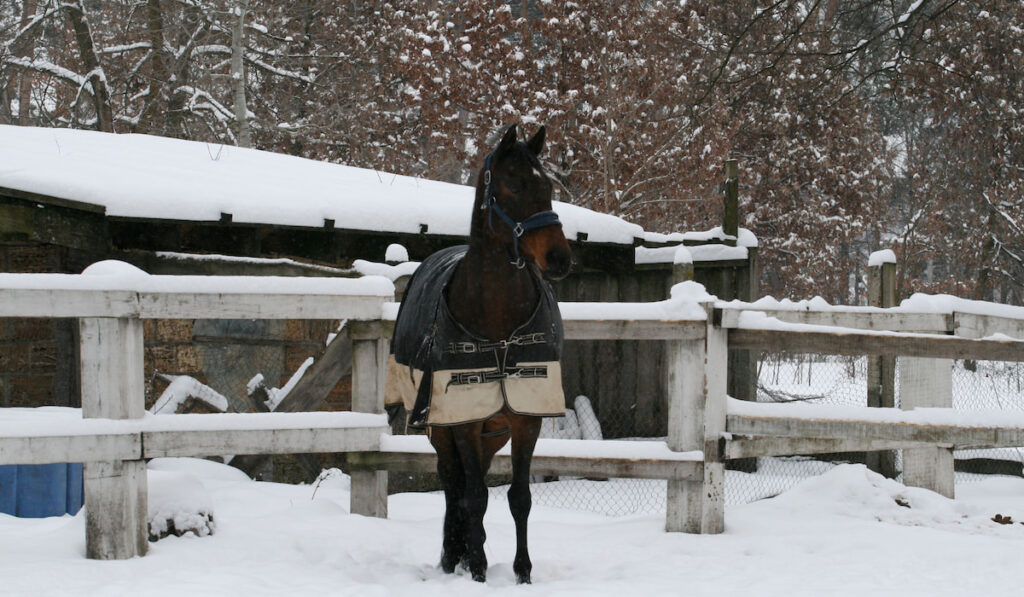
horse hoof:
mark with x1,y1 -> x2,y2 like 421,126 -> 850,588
440,552 -> 459,574
471,571 -> 486,583
516,572 -> 532,585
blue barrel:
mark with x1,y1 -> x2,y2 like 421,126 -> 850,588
0,463 -> 83,518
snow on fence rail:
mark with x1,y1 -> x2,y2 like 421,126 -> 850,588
2,265 -> 1024,561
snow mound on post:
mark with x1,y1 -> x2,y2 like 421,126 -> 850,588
868,249 -> 896,266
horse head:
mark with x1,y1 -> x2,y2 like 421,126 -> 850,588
474,125 -> 572,280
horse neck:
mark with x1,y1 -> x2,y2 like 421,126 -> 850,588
447,237 -> 540,342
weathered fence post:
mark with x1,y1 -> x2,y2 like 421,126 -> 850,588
899,356 -> 954,497
665,300 -> 726,533
722,159 -> 739,246
348,320 -> 389,518
866,251 -> 897,478
79,316 -> 148,559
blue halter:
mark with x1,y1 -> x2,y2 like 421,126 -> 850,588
481,151 -> 562,268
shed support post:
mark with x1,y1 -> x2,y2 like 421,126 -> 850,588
349,322 -> 388,518
80,317 -> 148,559
899,356 -> 954,498
665,301 -> 726,533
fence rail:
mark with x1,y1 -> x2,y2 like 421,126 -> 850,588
2,266 -> 1024,560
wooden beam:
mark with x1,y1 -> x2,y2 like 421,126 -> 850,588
79,316 -> 148,561
718,307 -> 952,333
137,291 -> 388,320
0,433 -> 140,465
728,327 -> 1024,361
350,335 -> 389,518
0,286 -> 390,320
665,301 -> 726,534
724,436 -> 936,460
562,319 -> 706,340
347,450 -> 703,481
143,425 -> 384,458
727,414 -> 1024,449
954,312 -> 1024,340
0,288 -> 139,318
899,357 -> 954,498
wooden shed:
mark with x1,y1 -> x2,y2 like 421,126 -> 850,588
0,125 -> 757,454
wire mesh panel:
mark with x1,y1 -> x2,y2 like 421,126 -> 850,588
493,354 -> 1024,517
951,360 -> 1024,480
728,353 -> 870,504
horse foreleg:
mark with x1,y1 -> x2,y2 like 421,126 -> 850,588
452,424 -> 489,582
508,415 -> 541,584
431,428 -> 466,574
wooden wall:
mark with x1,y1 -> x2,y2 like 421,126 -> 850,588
552,253 -> 758,439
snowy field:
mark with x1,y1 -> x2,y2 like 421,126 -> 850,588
2,458 -> 1024,597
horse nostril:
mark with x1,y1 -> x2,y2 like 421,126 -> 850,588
545,249 -> 571,278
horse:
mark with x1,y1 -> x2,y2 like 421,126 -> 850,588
387,124 -> 571,584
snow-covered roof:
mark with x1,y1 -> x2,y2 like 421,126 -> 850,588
0,125 -> 643,246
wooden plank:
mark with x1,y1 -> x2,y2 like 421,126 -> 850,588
350,337 -> 389,518
562,319 -> 706,340
954,312 -> 1024,340
724,436 -> 938,460
0,288 -> 139,318
726,414 -> 1024,449
719,307 -> 952,333
79,316 -> 148,560
598,275 -> 626,437
137,292 -> 387,320
899,357 -> 955,498
0,185 -> 107,214
347,450 -> 703,481
143,425 -> 384,458
665,302 -> 726,534
273,329 -> 353,413
0,433 -> 140,465
728,328 -> 1024,362
577,275 -> 600,433
84,460 -> 148,560
617,274 -> 640,437
0,287 -> 388,320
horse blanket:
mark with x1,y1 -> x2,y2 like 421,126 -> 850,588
387,245 -> 566,426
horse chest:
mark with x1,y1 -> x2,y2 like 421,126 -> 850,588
389,245 -> 566,426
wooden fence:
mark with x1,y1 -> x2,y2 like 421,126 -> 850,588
2,267 -> 1024,560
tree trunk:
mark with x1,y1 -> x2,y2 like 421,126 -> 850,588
63,0 -> 114,132
137,0 -> 169,135
17,0 -> 39,125
231,0 -> 252,147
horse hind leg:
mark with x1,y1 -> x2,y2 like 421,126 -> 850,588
508,413 -> 542,584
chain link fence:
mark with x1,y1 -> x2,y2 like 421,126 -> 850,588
138,315 -> 1024,515
490,355 -> 1024,515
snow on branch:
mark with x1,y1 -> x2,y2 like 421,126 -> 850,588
1,3 -> 61,53
244,53 -> 315,83
3,55 -> 87,87
176,84 -> 234,121
99,41 -> 152,54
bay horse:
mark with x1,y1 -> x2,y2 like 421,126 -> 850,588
389,124 -> 571,584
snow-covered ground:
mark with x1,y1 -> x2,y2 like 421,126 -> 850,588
2,458 -> 1023,596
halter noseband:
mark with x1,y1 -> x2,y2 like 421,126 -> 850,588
481,151 -> 562,269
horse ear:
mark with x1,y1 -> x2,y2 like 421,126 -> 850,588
527,126 -> 546,156
496,124 -> 517,155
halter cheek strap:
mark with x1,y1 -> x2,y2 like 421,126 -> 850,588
481,152 -> 562,268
